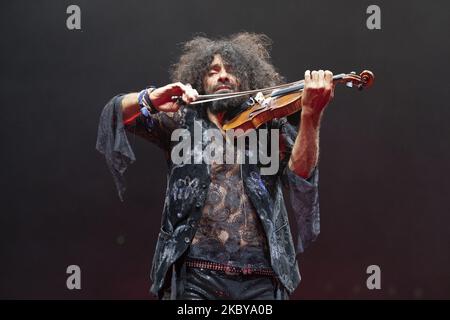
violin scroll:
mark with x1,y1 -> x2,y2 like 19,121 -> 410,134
343,70 -> 375,90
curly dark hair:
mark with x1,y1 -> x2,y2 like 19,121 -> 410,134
170,33 -> 284,94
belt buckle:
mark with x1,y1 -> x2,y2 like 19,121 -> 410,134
224,265 -> 241,276
242,265 -> 253,275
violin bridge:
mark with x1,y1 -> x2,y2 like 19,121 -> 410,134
255,92 -> 265,104
254,91 -> 271,108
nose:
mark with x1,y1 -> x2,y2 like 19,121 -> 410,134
217,69 -> 230,83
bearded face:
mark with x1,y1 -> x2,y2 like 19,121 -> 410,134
202,54 -> 246,115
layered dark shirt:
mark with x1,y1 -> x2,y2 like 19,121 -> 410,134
188,159 -> 272,269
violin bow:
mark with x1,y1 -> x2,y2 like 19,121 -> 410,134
171,70 -> 374,105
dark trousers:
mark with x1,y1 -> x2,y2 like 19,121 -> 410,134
160,262 -> 289,300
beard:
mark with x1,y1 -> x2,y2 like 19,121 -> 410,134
209,95 -> 242,113
205,79 -> 249,119
209,95 -> 248,121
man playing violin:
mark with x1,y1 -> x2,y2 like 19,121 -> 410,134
96,32 -> 334,300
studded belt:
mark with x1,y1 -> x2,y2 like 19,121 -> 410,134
185,259 -> 276,276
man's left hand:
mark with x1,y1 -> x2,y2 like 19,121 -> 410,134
301,70 -> 334,116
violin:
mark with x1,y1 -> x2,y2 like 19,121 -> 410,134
172,70 -> 374,133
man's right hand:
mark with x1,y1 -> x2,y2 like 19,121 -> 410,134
149,82 -> 199,113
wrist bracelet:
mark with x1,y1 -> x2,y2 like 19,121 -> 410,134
138,86 -> 158,116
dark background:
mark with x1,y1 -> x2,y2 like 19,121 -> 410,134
1,0 -> 449,299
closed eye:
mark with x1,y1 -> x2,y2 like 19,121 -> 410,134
208,66 -> 221,76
